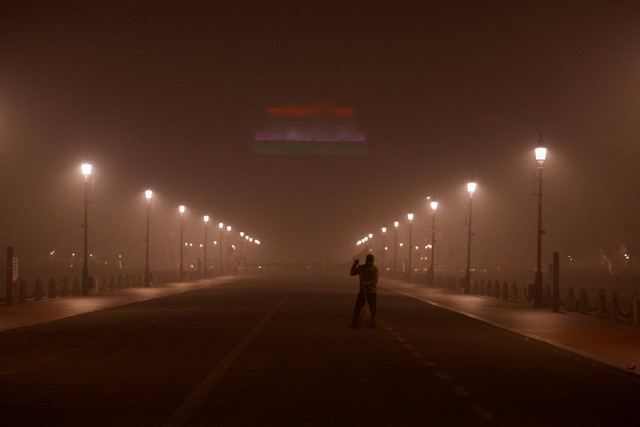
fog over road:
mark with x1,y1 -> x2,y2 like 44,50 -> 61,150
1,274 -> 639,426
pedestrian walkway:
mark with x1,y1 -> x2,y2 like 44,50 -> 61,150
381,278 -> 640,375
0,277 -> 237,333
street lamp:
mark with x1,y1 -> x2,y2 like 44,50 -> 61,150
465,179 -> 477,294
381,227 -> 387,274
203,215 -> 209,279
393,220 -> 399,277
226,225 -> 232,273
407,212 -> 414,282
81,163 -> 92,295
144,189 -> 152,287
534,136 -> 547,307
218,222 -> 224,275
429,198 -> 438,287
179,205 -> 185,281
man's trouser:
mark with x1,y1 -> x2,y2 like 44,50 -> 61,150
352,288 -> 377,323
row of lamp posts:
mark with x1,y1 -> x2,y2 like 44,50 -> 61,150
354,139 -> 547,305
79,163 -> 262,291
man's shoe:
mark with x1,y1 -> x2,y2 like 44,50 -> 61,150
369,323 -> 376,329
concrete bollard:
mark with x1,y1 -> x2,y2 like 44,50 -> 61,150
49,279 -> 57,298
596,289 -> 608,318
501,281 -> 509,300
566,287 -> 577,312
61,277 -> 69,297
493,281 -> 500,298
610,291 -> 619,320
34,278 -> 44,300
578,289 -> 590,314
510,282 -> 518,302
633,294 -> 640,327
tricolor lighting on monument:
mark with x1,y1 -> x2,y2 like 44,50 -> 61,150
254,102 -> 367,155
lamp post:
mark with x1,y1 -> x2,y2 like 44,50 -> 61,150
407,212 -> 414,282
429,198 -> 438,287
240,231 -> 245,260
144,189 -> 152,287
245,235 -> 250,264
179,205 -> 185,281
393,221 -> 399,277
226,225 -> 232,273
381,227 -> 387,274
81,163 -> 92,295
218,223 -> 224,275
203,215 -> 209,279
465,179 -> 477,294
534,137 -> 547,307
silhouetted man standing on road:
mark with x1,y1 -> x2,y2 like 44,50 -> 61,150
350,254 -> 379,328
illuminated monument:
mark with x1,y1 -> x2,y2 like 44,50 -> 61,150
254,102 -> 367,155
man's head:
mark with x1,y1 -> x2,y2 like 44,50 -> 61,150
365,254 -> 374,265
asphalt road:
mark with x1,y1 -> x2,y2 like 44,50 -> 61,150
1,273 -> 639,426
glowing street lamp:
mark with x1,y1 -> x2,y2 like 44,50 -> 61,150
381,227 -> 387,273
465,178 -> 476,294
144,189 -> 152,287
203,215 -> 209,278
394,221 -> 399,277
534,136 -> 547,307
218,222 -> 224,275
428,197 -> 438,287
81,162 -> 92,295
179,205 -> 185,281
407,212 -> 414,282
226,225 -> 232,273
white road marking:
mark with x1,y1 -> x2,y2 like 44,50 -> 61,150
404,344 -> 414,350
396,337 -> 406,342
434,371 -> 451,380
2,367 -> 24,375
422,360 -> 436,367
471,404 -> 494,419
451,385 -> 469,396
411,351 -> 423,359
163,298 -> 286,427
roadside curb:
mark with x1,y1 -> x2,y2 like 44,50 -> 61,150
381,280 -> 640,377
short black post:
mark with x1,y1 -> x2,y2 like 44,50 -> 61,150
6,246 -> 13,305
552,251 -> 560,313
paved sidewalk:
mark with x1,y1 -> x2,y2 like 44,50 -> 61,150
0,277 -> 238,333
381,278 -> 640,375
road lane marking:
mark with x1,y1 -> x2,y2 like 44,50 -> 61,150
38,356 -> 57,363
2,367 -> 24,375
390,331 -> 399,336
471,404 -> 494,419
434,371 -> 451,380
164,298 -> 286,427
410,351 -> 423,358
404,344 -> 414,350
396,337 -> 406,342
65,347 -> 81,353
421,360 -> 436,367
451,385 -> 469,396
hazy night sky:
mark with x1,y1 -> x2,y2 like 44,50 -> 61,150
1,1 -> 640,279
